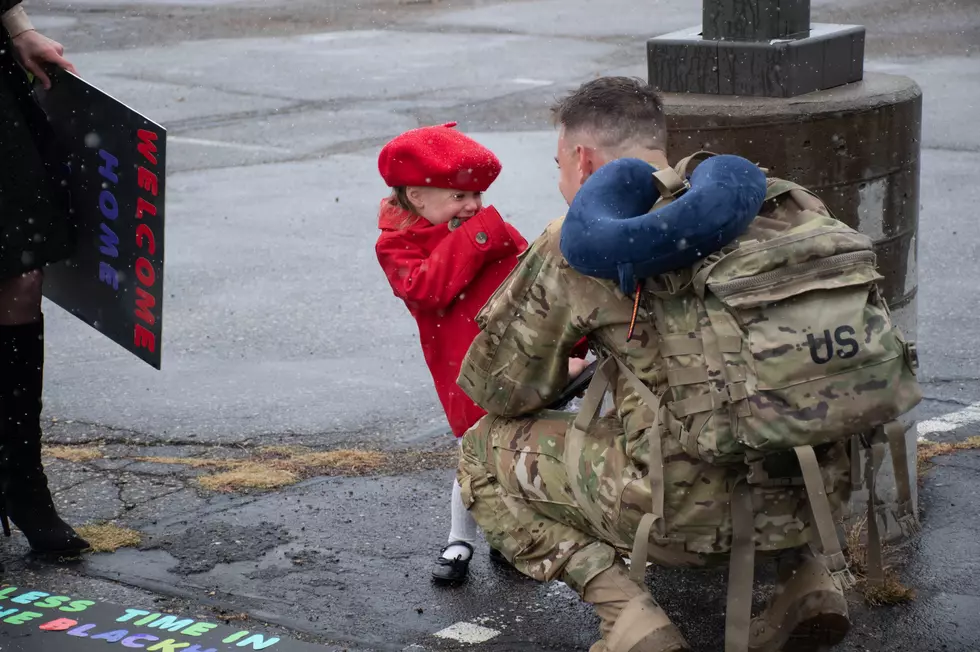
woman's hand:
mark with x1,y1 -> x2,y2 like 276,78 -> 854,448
11,30 -> 77,90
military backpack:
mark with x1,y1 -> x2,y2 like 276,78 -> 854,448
568,151 -> 923,652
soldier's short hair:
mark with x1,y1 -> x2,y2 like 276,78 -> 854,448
551,76 -> 666,152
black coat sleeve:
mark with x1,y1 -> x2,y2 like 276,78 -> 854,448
1,1 -> 22,15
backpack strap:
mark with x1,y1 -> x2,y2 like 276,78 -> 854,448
674,150 -> 719,179
794,445 -> 856,590
850,434 -> 864,492
725,479 -> 755,652
764,177 -> 841,220
676,150 -> 769,180
610,357 -> 669,582
652,167 -> 689,200
865,436 -> 886,586
863,420 -> 921,587
562,355 -> 671,580
564,357 -> 631,549
763,178 -> 804,202
881,420 -> 920,537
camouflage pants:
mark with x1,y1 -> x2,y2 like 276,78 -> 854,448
457,410 -> 709,595
458,410 -> 851,596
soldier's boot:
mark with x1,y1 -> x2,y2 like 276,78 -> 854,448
0,320 -> 89,556
581,560 -> 689,652
748,548 -> 850,652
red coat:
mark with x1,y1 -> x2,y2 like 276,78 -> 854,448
376,200 -> 528,437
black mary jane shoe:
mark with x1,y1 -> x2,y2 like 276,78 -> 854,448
431,541 -> 474,585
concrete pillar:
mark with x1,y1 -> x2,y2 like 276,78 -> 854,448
647,0 -> 922,540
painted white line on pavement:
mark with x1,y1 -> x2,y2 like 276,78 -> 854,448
433,622 -> 501,644
917,402 -> 980,440
169,136 -> 292,154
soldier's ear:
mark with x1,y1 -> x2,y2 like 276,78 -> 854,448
576,144 -> 596,184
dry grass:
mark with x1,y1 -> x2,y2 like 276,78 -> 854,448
211,609 -> 250,624
257,445 -> 309,457
844,516 -> 916,606
863,575 -> 917,607
76,523 -> 142,553
275,450 -> 387,474
134,448 -> 390,492
43,439 -> 455,495
917,436 -> 980,480
134,456 -> 229,469
44,445 -> 104,463
197,463 -> 299,492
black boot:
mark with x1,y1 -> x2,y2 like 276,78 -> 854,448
0,318 -> 89,555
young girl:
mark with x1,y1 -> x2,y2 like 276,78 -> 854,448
375,122 -> 528,584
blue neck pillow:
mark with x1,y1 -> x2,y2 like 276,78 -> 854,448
559,155 -> 768,295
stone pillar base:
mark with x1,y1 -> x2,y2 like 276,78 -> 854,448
649,23 -> 866,98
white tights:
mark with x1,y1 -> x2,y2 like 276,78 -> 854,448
442,441 -> 478,561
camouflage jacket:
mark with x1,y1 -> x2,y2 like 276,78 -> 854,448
458,217 -> 851,554
458,216 -> 662,436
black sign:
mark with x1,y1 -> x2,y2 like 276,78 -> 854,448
0,585 -> 329,651
34,67 -> 165,369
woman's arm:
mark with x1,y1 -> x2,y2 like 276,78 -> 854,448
3,2 -> 77,89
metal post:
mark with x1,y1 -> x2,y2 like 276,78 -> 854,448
702,0 -> 811,41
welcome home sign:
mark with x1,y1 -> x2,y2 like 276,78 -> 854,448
35,66 -> 166,370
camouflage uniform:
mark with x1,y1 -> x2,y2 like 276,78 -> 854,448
456,217 -> 852,595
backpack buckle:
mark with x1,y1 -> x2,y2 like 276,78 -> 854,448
896,511 -> 921,537
904,341 -> 920,371
672,179 -> 692,199
831,567 -> 857,591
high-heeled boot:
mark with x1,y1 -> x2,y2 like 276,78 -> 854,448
0,317 -> 89,555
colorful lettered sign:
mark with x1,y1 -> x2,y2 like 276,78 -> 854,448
0,585 -> 329,651
34,67 -> 166,370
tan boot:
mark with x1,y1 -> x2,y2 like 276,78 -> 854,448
749,549 -> 851,652
582,561 -> 690,652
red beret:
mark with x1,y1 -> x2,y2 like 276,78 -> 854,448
378,122 -> 501,192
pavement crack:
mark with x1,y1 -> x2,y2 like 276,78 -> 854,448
931,460 -> 980,474
139,486 -> 187,505
46,418 -> 155,442
168,127 -> 435,174
921,395 -> 978,407
100,71 -> 317,105
921,376 -> 980,385
49,433 -> 221,448
391,22 -> 641,45
50,477 -> 98,497
111,476 -> 130,519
